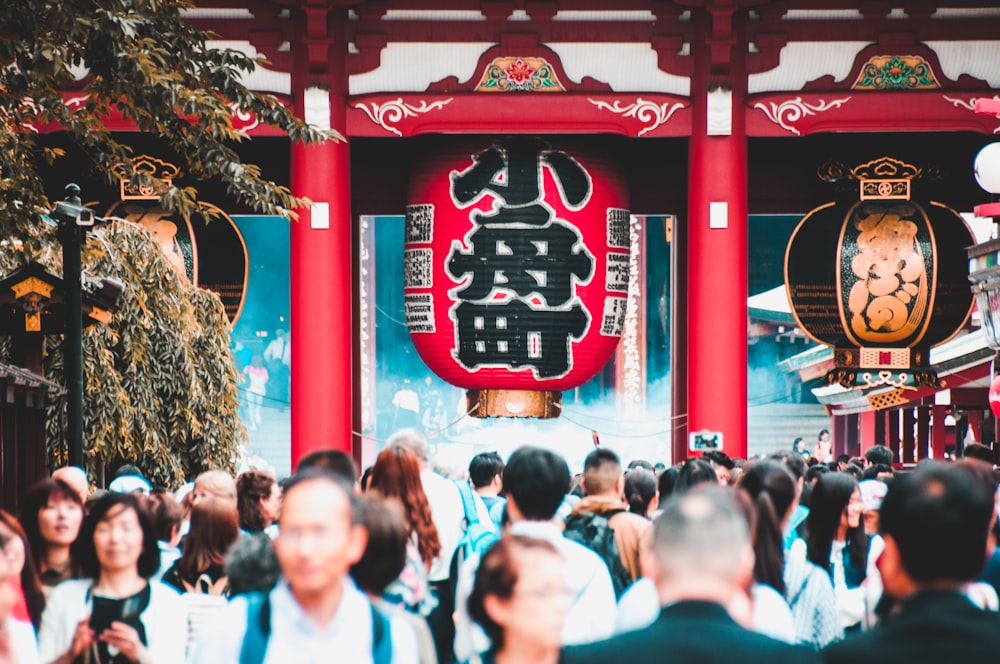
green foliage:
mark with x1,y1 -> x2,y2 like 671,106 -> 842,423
0,221 -> 245,487
0,0 -> 340,242
0,0 -> 329,485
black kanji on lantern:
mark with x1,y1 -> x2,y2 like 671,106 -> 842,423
453,300 -> 589,378
450,137 -> 592,225
447,138 -> 597,379
447,221 -> 594,306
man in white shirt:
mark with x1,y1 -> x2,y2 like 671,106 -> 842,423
191,470 -> 417,664
453,446 -> 617,661
263,328 -> 290,366
387,429 -> 495,662
263,328 -> 290,411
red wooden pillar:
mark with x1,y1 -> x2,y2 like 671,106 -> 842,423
967,409 -> 983,445
289,4 -> 352,467
916,405 -> 930,461
901,408 -> 916,464
859,410 -> 877,457
831,415 -> 857,458
290,127 -> 351,464
686,47 -> 748,459
886,409 -> 901,463
671,214 -> 689,463
932,404 -> 948,459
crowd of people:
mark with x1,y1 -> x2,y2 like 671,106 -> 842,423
1,429 -> 1000,663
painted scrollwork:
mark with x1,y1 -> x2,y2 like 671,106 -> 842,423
753,96 -> 852,135
942,95 -> 1000,134
353,98 -> 454,136
587,98 -> 686,136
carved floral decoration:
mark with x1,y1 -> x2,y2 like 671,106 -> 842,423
475,57 -> 565,92
853,56 -> 939,90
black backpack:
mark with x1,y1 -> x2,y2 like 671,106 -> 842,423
562,509 -> 633,598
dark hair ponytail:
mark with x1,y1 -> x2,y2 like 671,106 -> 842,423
737,461 -> 797,595
752,490 -> 786,594
624,468 -> 657,517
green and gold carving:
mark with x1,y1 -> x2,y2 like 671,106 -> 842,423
853,55 -> 939,90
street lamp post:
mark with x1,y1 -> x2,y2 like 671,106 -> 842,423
53,183 -> 95,468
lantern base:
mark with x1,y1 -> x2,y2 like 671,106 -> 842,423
466,389 -> 561,419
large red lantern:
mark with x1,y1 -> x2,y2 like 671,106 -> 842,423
405,137 -> 630,418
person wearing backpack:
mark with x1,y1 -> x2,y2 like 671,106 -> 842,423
387,430 -> 495,664
564,449 -> 652,597
190,470 -> 418,664
453,446 -> 616,662
161,497 -> 239,657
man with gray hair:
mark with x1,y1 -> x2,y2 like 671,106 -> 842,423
561,486 -> 819,663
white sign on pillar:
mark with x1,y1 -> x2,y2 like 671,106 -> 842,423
311,202 -> 330,230
709,201 -> 728,229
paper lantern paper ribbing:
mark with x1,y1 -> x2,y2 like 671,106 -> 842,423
405,137 -> 631,418
786,157 -> 974,396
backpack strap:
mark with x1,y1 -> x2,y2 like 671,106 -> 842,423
370,601 -> 393,664
240,591 -> 271,664
455,480 -> 480,526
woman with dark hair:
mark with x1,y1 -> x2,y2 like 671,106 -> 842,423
738,462 -> 842,649
623,468 -> 657,518
463,535 -> 569,664
351,495 -> 438,664
674,458 -> 718,494
656,466 -> 680,504
162,497 -> 239,655
801,471 -> 883,633
162,497 -> 239,594
37,492 -> 186,664
145,490 -> 183,584
0,510 -> 46,630
368,446 -> 441,615
236,470 -> 281,536
793,437 -> 810,458
19,479 -> 85,594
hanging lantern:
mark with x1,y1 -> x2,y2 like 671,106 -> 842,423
405,137 -> 631,418
109,156 -> 249,325
990,375 -> 1000,418
785,157 -> 974,394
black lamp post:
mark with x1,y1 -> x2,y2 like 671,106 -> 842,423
52,183 -> 95,468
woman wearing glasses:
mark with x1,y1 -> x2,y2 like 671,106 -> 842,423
463,535 -> 570,664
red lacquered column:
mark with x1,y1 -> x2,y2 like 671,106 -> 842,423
290,87 -> 352,465
686,75 -> 749,460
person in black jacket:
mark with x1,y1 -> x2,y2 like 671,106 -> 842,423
560,486 -> 820,664
824,461 -> 1000,664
